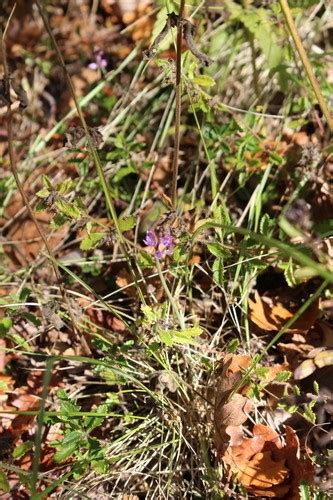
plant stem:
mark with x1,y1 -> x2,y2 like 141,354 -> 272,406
36,0 -> 145,304
0,11 -> 91,356
156,261 -> 185,329
279,0 -> 333,131
171,0 -> 186,209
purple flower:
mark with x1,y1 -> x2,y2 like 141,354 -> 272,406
143,230 -> 158,247
88,49 -> 107,71
159,232 -> 174,255
143,229 -> 174,259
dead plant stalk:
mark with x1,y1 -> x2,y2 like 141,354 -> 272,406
1,5 -> 91,355
279,0 -> 333,132
171,0 -> 186,209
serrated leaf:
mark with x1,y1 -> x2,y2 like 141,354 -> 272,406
85,404 -> 108,432
10,333 -> 31,351
54,431 -> 82,463
0,470 -> 10,493
240,9 -> 283,69
192,75 -> 215,88
141,305 -> 158,324
303,400 -> 316,424
58,179 -> 74,195
284,259 -> 297,287
36,187 -> 50,199
80,232 -> 104,251
275,370 -> 292,382
207,242 -> 229,258
12,441 -> 34,459
55,199 -> 82,219
42,175 -> 53,189
160,326 -> 202,346
91,458 -> 108,474
159,330 -> 173,346
212,258 -> 224,286
50,213 -> 67,228
259,213 -> 272,235
118,216 -> 136,233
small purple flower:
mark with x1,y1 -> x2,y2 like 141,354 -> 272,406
88,49 -> 107,71
143,229 -> 174,259
159,232 -> 174,255
143,230 -> 158,247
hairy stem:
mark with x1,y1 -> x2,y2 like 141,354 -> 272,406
279,0 -> 333,131
171,0 -> 186,209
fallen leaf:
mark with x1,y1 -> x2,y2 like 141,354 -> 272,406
237,451 -> 289,489
294,359 -> 316,380
215,393 -> 252,429
214,354 -> 252,454
221,424 -> 314,498
249,291 -> 319,334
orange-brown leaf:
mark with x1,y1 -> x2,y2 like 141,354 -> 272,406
249,291 -> 319,334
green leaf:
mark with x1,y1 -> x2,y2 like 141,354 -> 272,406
160,326 -> 202,346
0,379 -> 10,392
58,179 -> 74,195
112,164 -> 136,183
207,242 -> 229,258
91,458 -> 108,474
275,370 -> 292,382
55,199 -> 83,220
42,175 -> 53,189
141,305 -> 158,324
19,287 -> 31,302
72,462 -> 87,479
240,9 -> 283,69
54,431 -> 83,463
192,75 -> 215,88
20,312 -> 42,327
35,200 -> 46,212
50,213 -> 67,228
138,251 -> 155,268
0,318 -> 12,335
85,404 -> 108,432
259,213 -> 273,235
80,232 -> 105,251
284,258 -> 297,288
212,258 -> 224,286
226,339 -> 239,353
159,330 -> 173,346
313,380 -> 319,395
224,1 -> 284,70
36,187 -> 50,199
289,0 -> 318,7
12,440 -> 34,459
118,216 -> 136,233
0,470 -> 10,493
303,400 -> 316,424
299,480 -> 311,500
10,333 -> 31,351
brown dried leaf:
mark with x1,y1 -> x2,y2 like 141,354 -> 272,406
249,291 -> 319,334
215,394 -> 252,429
294,359 -> 316,380
222,424 -> 314,498
237,451 -> 289,489
214,355 -> 252,455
